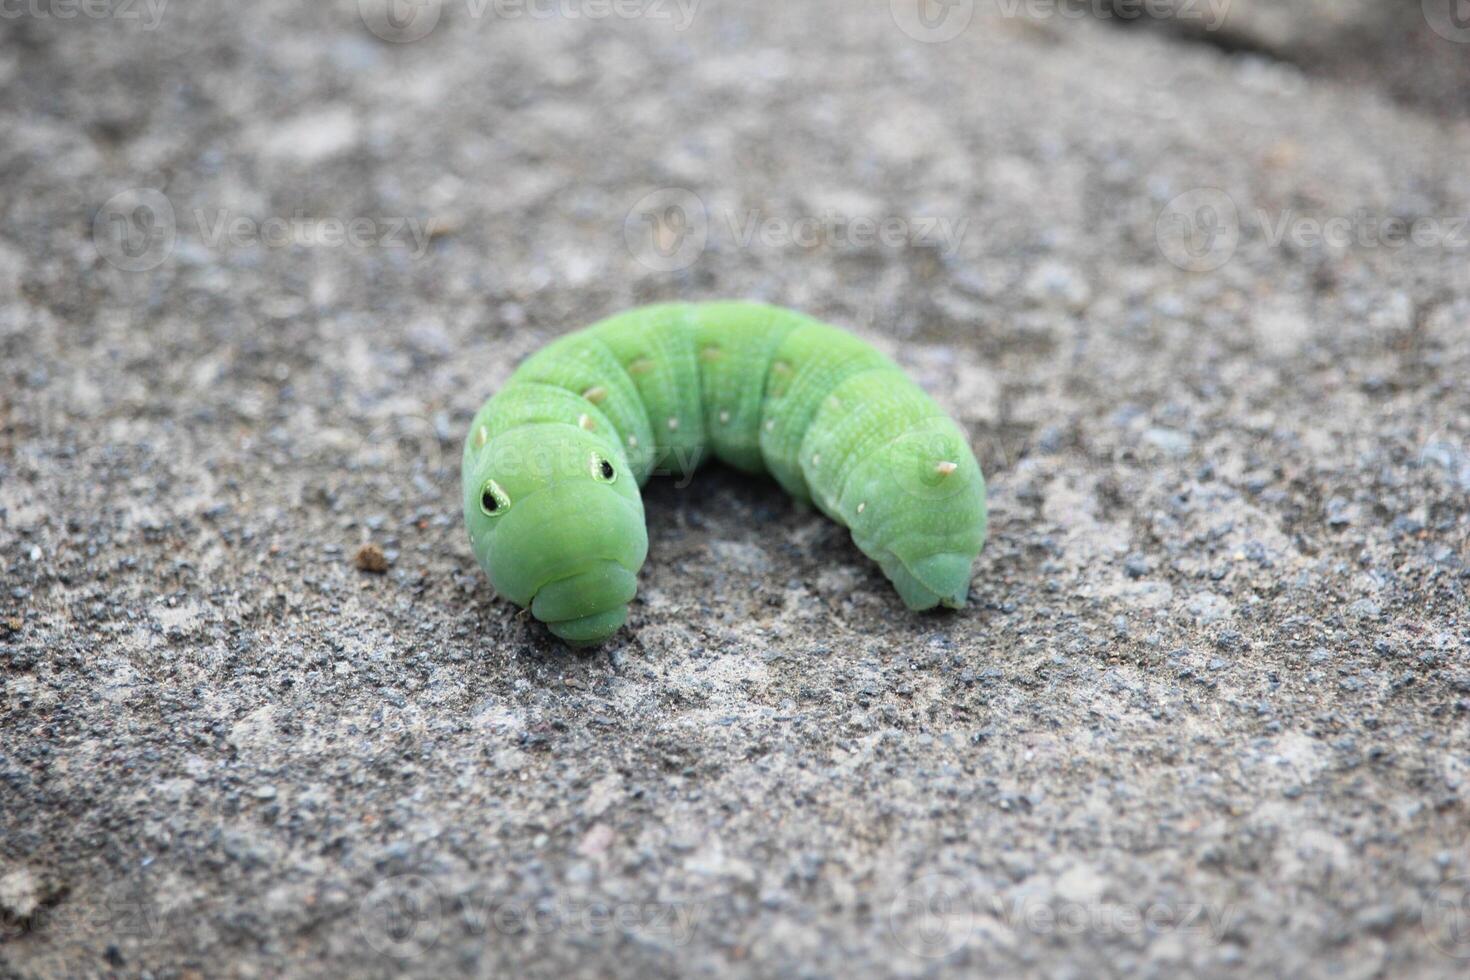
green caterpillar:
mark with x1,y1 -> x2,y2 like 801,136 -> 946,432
461,302 -> 987,645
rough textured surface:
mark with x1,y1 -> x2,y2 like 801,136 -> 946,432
2,1 -> 1469,977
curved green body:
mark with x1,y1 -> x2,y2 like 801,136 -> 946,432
462,302 -> 987,645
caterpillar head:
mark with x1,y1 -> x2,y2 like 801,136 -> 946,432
463,423 -> 647,646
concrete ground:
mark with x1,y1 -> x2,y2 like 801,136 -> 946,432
2,0 -> 1469,976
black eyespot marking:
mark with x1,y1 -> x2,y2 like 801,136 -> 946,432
478,479 -> 510,517
590,452 -> 617,484
600,459 -> 615,480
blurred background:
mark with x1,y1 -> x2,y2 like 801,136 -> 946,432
3,1 -> 1470,977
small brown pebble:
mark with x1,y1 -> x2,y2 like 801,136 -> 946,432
354,543 -> 389,574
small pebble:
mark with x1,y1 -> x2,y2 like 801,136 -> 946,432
354,543 -> 390,574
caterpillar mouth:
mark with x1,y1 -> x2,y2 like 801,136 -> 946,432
544,606 -> 630,647
889,553 -> 973,611
531,561 -> 638,646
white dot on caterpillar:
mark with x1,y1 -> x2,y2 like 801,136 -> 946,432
935,460 -> 958,477
627,435 -> 638,447
857,502 -> 866,514
718,409 -> 731,424
764,419 -> 775,432
811,453 -> 821,466
667,417 -> 679,431
473,425 -> 488,449
578,414 -> 595,431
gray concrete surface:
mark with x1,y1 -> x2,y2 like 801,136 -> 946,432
3,0 -> 1470,976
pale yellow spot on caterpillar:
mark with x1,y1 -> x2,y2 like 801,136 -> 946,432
667,417 -> 679,431
935,461 -> 958,477
473,425 -> 488,449
699,346 -> 723,362
857,502 -> 866,514
768,361 -> 792,398
627,435 -> 639,447
718,409 -> 731,424
578,414 -> 595,431
583,385 -> 608,404
764,419 -> 775,432
628,357 -> 654,375
811,453 -> 821,466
